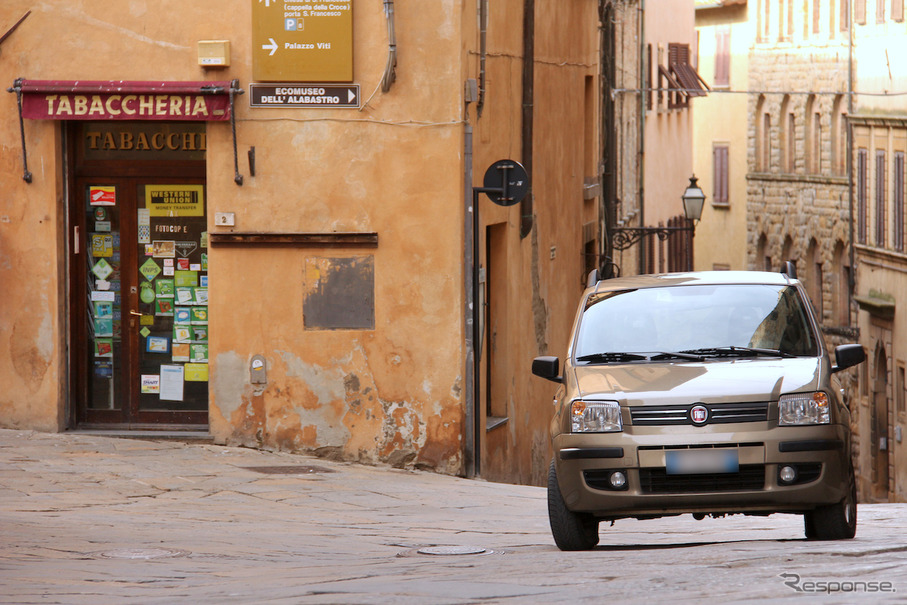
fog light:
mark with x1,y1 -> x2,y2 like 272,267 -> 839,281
609,471 -> 627,489
779,465 -> 798,484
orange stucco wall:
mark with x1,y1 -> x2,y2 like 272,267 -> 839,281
0,1 -> 600,483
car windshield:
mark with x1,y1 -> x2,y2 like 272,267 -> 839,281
574,284 -> 818,361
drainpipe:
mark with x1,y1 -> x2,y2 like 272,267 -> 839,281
464,124 -> 476,478
601,1 -> 617,273
637,0 -> 646,273
520,0 -> 534,239
847,0 -> 856,319
477,0 -> 487,117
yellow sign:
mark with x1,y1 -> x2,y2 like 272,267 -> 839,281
185,363 -> 209,382
145,185 -> 204,217
91,234 -> 114,257
252,0 -> 353,82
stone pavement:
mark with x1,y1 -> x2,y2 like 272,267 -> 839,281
2,429 -> 907,604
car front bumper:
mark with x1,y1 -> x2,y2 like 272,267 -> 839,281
552,423 -> 851,519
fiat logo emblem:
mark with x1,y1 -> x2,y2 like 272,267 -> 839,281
690,405 -> 709,425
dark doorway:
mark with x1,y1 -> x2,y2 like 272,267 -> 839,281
68,122 -> 208,428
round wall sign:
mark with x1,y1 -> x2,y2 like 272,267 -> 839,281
482,160 -> 529,207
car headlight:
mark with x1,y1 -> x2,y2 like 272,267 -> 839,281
571,400 -> 622,432
779,392 -> 830,425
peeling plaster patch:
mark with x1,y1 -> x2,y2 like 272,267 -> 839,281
36,312 -> 53,360
277,350 -> 345,404
530,224 -> 549,355
380,399 -> 426,466
422,379 -> 432,396
292,405 -> 350,448
276,349 -> 352,447
212,351 -> 248,417
530,431 -> 549,486
10,315 -> 52,390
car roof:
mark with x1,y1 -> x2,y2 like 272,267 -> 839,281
590,270 -> 797,294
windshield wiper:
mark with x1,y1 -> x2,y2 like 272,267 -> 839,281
648,351 -> 705,362
575,352 -> 648,364
680,346 -> 795,359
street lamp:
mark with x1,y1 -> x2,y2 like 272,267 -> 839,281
610,174 -> 705,251
681,175 -> 706,224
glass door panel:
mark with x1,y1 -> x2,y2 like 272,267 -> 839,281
135,183 -> 209,412
84,185 -> 124,410
74,177 -> 208,425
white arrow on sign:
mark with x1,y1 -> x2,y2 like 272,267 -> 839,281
262,38 -> 278,56
348,88 -> 356,104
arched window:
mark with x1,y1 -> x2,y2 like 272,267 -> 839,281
806,239 -> 823,319
755,95 -> 770,172
780,95 -> 794,173
805,95 -> 818,174
782,235 -> 795,271
831,95 -> 847,176
756,233 -> 770,271
832,241 -> 850,326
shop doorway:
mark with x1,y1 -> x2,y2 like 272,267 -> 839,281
68,122 -> 209,428
871,344 -> 890,501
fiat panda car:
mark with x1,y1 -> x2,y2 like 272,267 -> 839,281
532,269 -> 865,550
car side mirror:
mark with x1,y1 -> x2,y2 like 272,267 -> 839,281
832,344 -> 866,373
532,356 -> 562,383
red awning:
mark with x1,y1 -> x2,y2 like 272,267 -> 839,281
12,79 -> 236,121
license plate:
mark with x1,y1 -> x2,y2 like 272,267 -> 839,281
665,449 -> 739,475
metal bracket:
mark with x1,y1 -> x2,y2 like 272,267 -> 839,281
610,225 -> 692,251
229,78 -> 245,185
6,78 -> 32,183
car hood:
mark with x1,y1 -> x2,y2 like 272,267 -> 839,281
572,357 -> 822,405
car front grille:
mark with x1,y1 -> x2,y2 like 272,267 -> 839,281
639,464 -> 766,494
630,402 -> 769,426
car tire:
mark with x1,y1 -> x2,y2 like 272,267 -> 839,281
804,461 -> 857,540
548,459 -> 599,551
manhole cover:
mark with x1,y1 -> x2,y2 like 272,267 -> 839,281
94,548 -> 189,560
244,465 -> 335,475
417,545 -> 488,556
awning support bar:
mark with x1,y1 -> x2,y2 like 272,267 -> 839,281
230,79 -> 244,186
7,78 -> 32,183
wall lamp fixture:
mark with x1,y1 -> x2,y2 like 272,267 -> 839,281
610,175 -> 706,251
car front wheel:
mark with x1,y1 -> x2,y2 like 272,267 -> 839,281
548,459 -> 599,550
804,461 -> 857,540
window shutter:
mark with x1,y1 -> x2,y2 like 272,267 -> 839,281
855,0 -> 867,24
714,145 -> 729,206
714,27 -> 730,87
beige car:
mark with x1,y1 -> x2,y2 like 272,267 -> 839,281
532,269 -> 865,550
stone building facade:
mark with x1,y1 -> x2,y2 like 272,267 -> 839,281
742,0 -> 907,502
848,2 -> 907,503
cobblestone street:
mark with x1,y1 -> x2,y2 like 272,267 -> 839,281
2,430 -> 906,603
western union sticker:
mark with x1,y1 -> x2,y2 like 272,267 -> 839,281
146,185 -> 204,217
